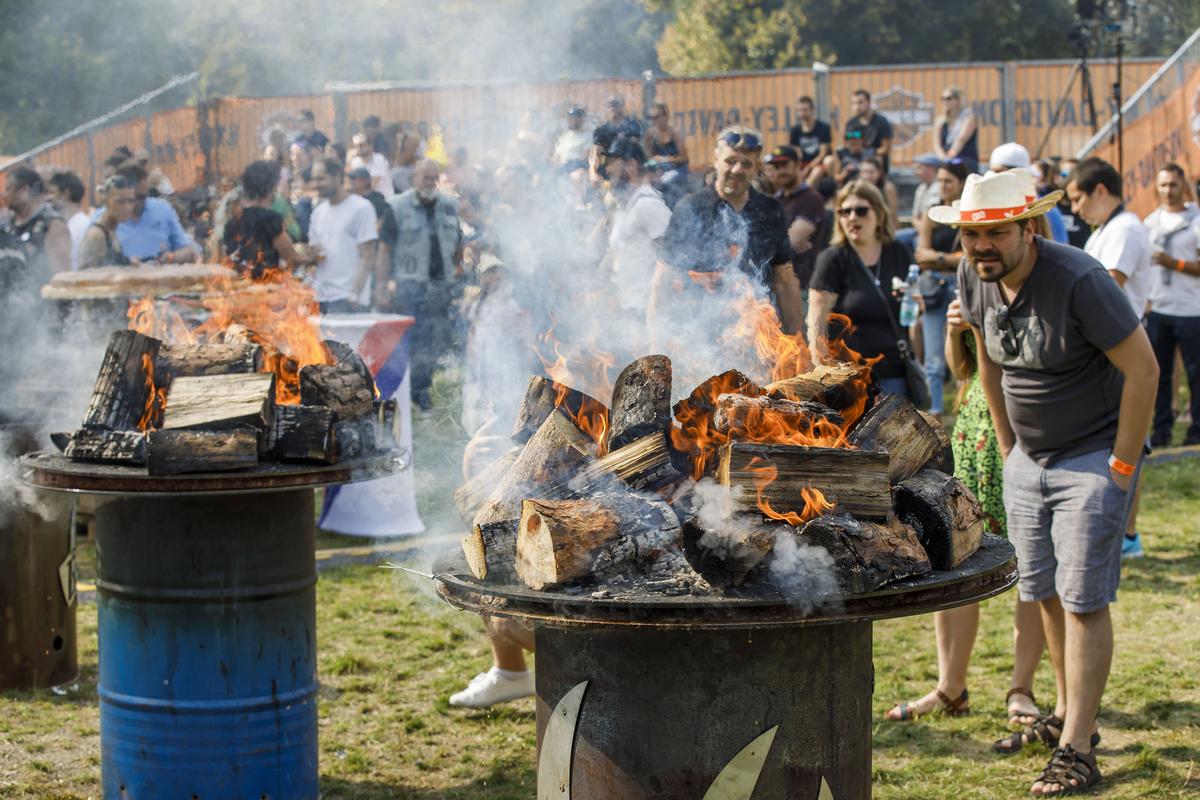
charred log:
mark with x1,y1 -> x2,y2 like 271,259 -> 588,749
605,355 -> 672,452
511,375 -> 606,446
299,362 -> 374,421
81,330 -> 161,431
64,429 -> 147,465
146,429 -> 258,475
152,343 -> 263,390
892,469 -> 985,570
797,514 -> 932,594
765,362 -> 872,413
162,373 -> 275,432
268,405 -> 336,463
847,393 -> 943,484
681,513 -> 780,589
374,398 -> 401,451
323,340 -> 378,399
462,519 -> 519,582
712,394 -> 844,440
538,431 -> 680,498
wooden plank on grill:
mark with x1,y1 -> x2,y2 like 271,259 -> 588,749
765,362 -> 871,412
81,330 -> 161,431
846,393 -> 942,485
146,429 -> 258,475
153,343 -> 263,390
892,469 -> 985,570
299,362 -> 374,421
716,443 -> 892,520
268,405 -> 336,463
605,355 -> 672,452
797,514 -> 932,594
510,375 -> 606,446
162,373 -> 275,432
64,429 -> 147,465
462,519 -> 519,582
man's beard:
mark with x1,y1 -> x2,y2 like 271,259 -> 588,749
416,185 -> 439,202
968,239 -> 1025,283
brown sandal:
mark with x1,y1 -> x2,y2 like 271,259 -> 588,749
887,688 -> 970,721
1007,687 -> 1040,725
1031,744 -> 1101,796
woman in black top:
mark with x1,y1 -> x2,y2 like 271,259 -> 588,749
79,177 -> 137,269
808,180 -> 914,399
642,102 -> 689,184
224,160 -> 309,278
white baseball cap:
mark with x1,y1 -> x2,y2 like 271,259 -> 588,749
989,142 -> 1032,170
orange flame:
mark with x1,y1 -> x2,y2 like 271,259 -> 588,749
535,314 -> 615,455
745,457 -> 834,524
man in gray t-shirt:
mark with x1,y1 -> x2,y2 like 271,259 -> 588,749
932,171 -> 1158,794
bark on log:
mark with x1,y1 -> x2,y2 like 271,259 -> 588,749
64,429 -> 147,465
153,343 -> 263,390
892,469 -> 985,570
162,373 -> 276,432
919,411 -> 955,475
454,449 -> 521,527
269,405 -> 336,463
324,340 -> 378,399
333,419 -> 370,460
462,519 -> 519,582
510,376 -> 606,446
672,370 -> 764,421
472,409 -> 592,527
765,362 -> 872,413
847,393 -> 943,484
299,362 -> 374,421
716,443 -> 892,521
797,514 -> 932,594
606,355 -> 672,452
712,394 -> 844,440
81,330 -> 161,431
681,513 -> 780,588
146,429 -> 258,475
536,431 -> 680,498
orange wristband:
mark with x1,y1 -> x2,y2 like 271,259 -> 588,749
1107,454 -> 1135,476
1179,259 -> 1187,272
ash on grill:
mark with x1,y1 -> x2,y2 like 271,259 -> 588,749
54,330 -> 399,475
456,355 -> 985,599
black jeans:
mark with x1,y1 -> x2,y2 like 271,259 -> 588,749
391,280 -> 454,406
1146,311 -> 1200,446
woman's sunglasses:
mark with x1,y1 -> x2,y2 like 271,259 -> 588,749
837,206 -> 872,218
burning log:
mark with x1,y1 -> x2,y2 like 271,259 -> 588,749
324,340 -> 378,399
919,411 -> 955,475
892,469 -> 985,570
268,405 -> 336,463
162,373 -> 276,432
64,429 -> 147,465
765,362 -> 871,413
846,393 -> 943,484
146,429 -> 258,476
473,409 -> 592,527
716,443 -> 892,521
511,376 -> 606,446
299,362 -> 373,421
81,330 -> 161,431
796,514 -> 932,594
540,431 -> 680,497
673,370 -> 764,420
462,519 -> 518,582
515,493 -> 682,590
454,449 -> 521,527
152,343 -> 264,390
681,513 -> 780,588
711,394 -> 844,439
605,355 -> 672,452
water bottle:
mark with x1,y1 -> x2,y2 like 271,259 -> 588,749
899,264 -> 921,327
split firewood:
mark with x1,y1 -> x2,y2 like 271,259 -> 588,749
536,431 -> 680,498
765,362 -> 872,413
64,429 -> 147,465
673,369 -> 764,421
716,443 -> 892,520
681,512 -> 780,588
846,393 -> 942,484
605,355 -> 672,452
454,448 -> 521,527
162,373 -> 275,432
510,375 -> 607,446
146,429 -> 258,476
892,469 -> 985,570
269,405 -> 336,463
81,330 -> 161,431
324,340 -> 378,399
50,431 -> 71,452
462,519 -> 519,582
515,492 -> 682,590
919,411 -> 955,475
796,514 -> 932,594
152,343 -> 263,390
374,398 -> 401,451
472,409 -> 593,527
712,394 -> 844,440
299,362 -> 374,421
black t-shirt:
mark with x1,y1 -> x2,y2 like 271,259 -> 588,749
1057,197 -> 1092,249
774,184 -> 825,289
297,130 -> 330,150
789,121 -> 832,165
225,206 -> 284,276
845,113 -> 894,170
659,185 -> 794,286
364,191 -> 398,247
810,241 -> 914,380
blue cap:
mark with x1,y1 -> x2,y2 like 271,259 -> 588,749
913,153 -> 941,167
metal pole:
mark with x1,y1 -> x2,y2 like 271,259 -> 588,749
1034,60 -> 1083,159
1115,35 -> 1124,181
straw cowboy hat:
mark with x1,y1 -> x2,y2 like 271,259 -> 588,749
929,172 -> 1059,227
985,167 -> 1064,207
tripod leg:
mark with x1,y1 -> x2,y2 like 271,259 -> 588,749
1035,60 -> 1081,160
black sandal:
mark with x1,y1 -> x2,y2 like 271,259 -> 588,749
995,715 -> 1102,755
1031,744 -> 1101,796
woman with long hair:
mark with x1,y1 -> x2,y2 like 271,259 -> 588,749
858,156 -> 899,224
933,85 -> 978,171
808,180 -> 915,399
223,160 -> 312,277
78,176 -> 137,268
643,102 -> 689,184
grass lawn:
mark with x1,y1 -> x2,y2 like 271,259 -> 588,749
3,375 -> 1198,798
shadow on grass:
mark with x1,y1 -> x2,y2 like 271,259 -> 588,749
321,767 -> 536,800
1101,700 -> 1200,731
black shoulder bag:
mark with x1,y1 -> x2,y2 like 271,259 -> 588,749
853,250 -> 933,410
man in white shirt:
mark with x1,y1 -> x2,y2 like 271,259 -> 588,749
47,171 -> 90,270
1143,162 -> 1200,448
306,156 -> 378,313
349,133 -> 394,198
553,106 -> 592,171
1066,157 -> 1151,316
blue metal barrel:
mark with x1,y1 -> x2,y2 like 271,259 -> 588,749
95,489 -> 318,799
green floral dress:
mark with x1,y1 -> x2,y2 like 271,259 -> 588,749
951,331 -> 1007,536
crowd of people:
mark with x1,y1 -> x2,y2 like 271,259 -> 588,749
3,86 -> 1196,797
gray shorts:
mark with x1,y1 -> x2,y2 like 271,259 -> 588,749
1002,446 -> 1139,614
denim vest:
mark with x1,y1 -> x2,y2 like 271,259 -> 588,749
387,189 -> 460,283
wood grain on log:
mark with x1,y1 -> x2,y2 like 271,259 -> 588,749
269,405 -> 336,463
162,373 -> 275,432
606,355 -> 672,452
537,431 -> 679,498
847,393 -> 942,484
81,330 -> 161,431
146,429 -> 258,475
765,362 -> 871,413
462,519 -> 519,582
892,469 -> 985,570
374,398 -> 401,451
454,449 -> 521,527
797,514 -> 931,594
919,410 -> 954,475
716,443 -> 892,520
153,343 -> 263,390
299,362 -> 374,421
510,375 -> 606,446
64,429 -> 147,465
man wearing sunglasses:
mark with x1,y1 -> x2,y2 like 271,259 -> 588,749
931,171 -> 1158,796
649,125 -> 803,345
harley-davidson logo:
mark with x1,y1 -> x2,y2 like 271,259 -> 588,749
872,86 -> 936,150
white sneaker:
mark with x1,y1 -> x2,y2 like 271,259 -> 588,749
448,666 -> 534,708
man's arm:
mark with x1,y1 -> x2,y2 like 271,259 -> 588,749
771,263 -> 804,334
1104,326 -> 1159,489
1107,269 -> 1128,289
876,137 -> 892,157
162,204 -> 197,263
646,260 -> 673,351
806,289 -> 838,363
374,242 -> 392,310
77,227 -> 108,270
1151,250 -> 1200,277
973,324 -> 1016,460
348,240 -> 378,309
44,218 -> 72,273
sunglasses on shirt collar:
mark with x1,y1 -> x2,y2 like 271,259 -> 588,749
995,305 -> 1019,357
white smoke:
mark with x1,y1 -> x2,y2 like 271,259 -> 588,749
766,534 -> 840,615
